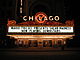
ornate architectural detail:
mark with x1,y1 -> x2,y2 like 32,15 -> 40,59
7,19 -> 74,26
7,20 -> 16,26
65,20 -> 74,26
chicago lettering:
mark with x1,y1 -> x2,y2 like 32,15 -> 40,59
23,16 -> 60,21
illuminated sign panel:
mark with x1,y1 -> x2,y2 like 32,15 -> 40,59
23,12 -> 60,23
8,26 -> 73,33
7,12 -> 74,34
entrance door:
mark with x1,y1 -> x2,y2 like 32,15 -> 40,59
43,40 -> 52,47
29,40 -> 38,47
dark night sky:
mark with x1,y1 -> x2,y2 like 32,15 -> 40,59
0,0 -> 79,19
0,0 -> 79,17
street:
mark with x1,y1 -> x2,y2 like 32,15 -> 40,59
0,48 -> 80,60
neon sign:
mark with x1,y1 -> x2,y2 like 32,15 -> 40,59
23,12 -> 60,23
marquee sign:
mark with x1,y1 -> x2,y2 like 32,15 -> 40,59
23,12 -> 60,23
8,26 -> 73,33
7,12 -> 74,34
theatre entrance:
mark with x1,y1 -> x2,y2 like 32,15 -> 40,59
15,38 -> 67,48
43,40 -> 52,47
28,40 -> 52,48
28,40 -> 38,47
16,39 -> 53,48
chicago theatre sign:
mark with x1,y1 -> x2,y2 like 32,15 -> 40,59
7,12 -> 75,48
23,12 -> 60,23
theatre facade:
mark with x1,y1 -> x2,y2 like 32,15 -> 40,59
7,0 -> 75,48
7,15 -> 75,48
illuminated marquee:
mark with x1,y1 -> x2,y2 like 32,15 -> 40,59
8,26 -> 73,33
7,12 -> 74,34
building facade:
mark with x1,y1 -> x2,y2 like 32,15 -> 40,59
7,0 -> 75,48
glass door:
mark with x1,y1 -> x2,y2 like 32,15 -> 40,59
29,40 -> 38,47
43,40 -> 52,47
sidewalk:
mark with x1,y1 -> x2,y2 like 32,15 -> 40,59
0,47 -> 80,52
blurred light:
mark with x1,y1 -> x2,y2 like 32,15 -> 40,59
20,7 -> 22,13
7,35 -> 75,39
21,0 -> 22,6
64,41 -> 66,44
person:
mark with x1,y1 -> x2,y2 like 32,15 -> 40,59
18,40 -> 22,47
